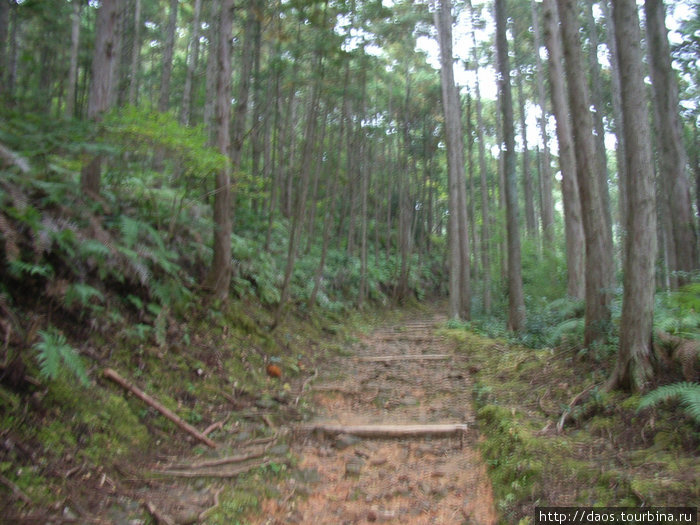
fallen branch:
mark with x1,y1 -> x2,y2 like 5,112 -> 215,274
155,459 -> 271,479
203,416 -> 228,437
198,486 -> 224,522
162,450 -> 266,471
102,368 -> 216,449
143,500 -> 175,525
294,368 -> 318,406
355,354 -> 450,363
0,472 -> 31,504
557,384 -> 597,433
302,423 -> 467,438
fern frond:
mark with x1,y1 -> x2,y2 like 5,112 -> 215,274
63,283 -> 104,309
33,328 -> 89,386
638,382 -> 700,424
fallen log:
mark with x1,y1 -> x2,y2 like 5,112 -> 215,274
102,368 -> 217,449
302,423 -> 467,438
355,354 -> 450,363
155,459 -> 271,479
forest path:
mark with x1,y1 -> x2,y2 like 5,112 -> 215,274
252,312 -> 497,524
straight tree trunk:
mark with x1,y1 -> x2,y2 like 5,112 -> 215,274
80,0 -> 121,196
0,0 -> 8,97
600,0 -> 628,259
495,0 -> 525,331
275,27 -> 326,326
127,0 -> 141,106
181,0 -> 202,126
543,0 -> 584,300
584,0 -> 613,246
645,0 -> 698,285
158,0 -> 178,112
531,0 -> 554,246
65,0 -> 82,118
516,61 -> 537,239
433,0 -> 470,320
607,0 -> 657,392
203,5 -> 218,141
556,0 -> 614,343
202,0 -> 234,300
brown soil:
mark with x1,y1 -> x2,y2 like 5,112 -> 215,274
250,313 -> 498,525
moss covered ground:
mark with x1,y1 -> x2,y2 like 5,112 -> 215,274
441,328 -> 699,524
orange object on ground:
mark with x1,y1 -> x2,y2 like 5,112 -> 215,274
266,364 -> 282,378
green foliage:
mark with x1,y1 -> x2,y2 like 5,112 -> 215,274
638,382 -> 700,424
33,328 -> 89,386
655,282 -> 700,340
104,106 -> 227,177
63,283 -> 104,309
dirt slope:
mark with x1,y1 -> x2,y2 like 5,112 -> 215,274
252,313 -> 497,524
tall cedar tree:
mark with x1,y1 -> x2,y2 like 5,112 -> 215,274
495,0 -> 525,331
433,0 -> 471,320
645,0 -> 698,287
556,0 -> 614,344
608,0 -> 657,392
202,0 -> 234,299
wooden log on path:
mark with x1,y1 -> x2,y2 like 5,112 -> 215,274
302,423 -> 468,438
103,368 -> 217,449
355,354 -> 450,363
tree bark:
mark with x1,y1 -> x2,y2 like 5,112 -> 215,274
516,61 -> 537,239
181,0 -> 202,126
80,0 -> 121,195
607,0 -> 657,392
202,0 -> 234,300
433,0 -> 470,320
542,0 -> 584,300
65,0 -> 82,118
495,0 -> 525,331
584,0 -> 613,247
556,0 -> 614,343
0,0 -> 8,97
531,0 -> 554,246
127,0 -> 141,106
600,0 -> 628,262
158,0 -> 178,112
465,0 -> 490,311
645,0 -> 698,286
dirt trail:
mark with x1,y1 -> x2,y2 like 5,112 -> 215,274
254,312 -> 497,524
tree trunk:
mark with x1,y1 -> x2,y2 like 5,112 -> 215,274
65,0 -> 81,118
600,0 -> 628,262
275,20 -> 326,326
645,0 -> 698,286
607,0 -> 657,392
0,0 -> 8,97
542,0 -> 584,300
158,0 -> 178,112
556,0 -> 614,343
584,0 -> 613,248
127,0 -> 141,106
202,0 -> 234,300
80,0 -> 121,196
531,0 -> 554,246
495,0 -> 525,331
516,62 -> 537,239
203,4 -> 218,141
180,0 -> 202,126
433,0 -> 470,320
